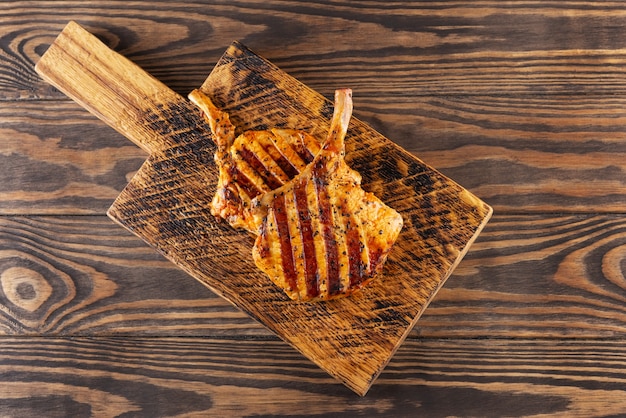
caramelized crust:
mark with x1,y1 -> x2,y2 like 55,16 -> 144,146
189,90 -> 321,231
189,88 -> 403,301
249,90 -> 403,301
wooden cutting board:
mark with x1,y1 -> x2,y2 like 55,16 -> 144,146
36,21 -> 492,395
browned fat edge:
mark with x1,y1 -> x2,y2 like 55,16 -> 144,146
294,179 -> 319,298
314,177 -> 341,295
273,193 -> 298,293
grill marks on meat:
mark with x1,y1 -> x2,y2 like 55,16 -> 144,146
250,90 -> 403,301
189,90 -> 321,231
231,129 -> 320,195
293,179 -> 320,297
189,88 -> 403,301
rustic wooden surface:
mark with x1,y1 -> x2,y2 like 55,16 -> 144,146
2,0 -> 626,415
36,22 -> 491,395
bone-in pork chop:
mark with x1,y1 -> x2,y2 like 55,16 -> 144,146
248,89 -> 404,301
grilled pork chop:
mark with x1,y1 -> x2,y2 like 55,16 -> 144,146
190,88 -> 402,301
249,89 -> 404,301
189,89 -> 321,231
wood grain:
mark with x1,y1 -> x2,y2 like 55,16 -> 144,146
7,1 -> 626,100
2,0 -> 626,413
0,215 -> 261,336
419,213 -> 626,338
34,22 -> 197,155
2,336 -> 626,417
34,22 -> 491,394
364,95 -> 626,213
3,95 -> 626,214
0,101 -> 145,215
2,214 -> 625,339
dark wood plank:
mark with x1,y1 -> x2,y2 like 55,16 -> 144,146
420,213 -> 626,338
6,1 -> 626,99
35,23 -> 491,394
0,101 -> 145,215
0,0 -> 623,409
1,336 -> 626,417
3,94 -> 626,214
1,214 -> 626,339
0,215 -> 261,336
366,95 -> 626,213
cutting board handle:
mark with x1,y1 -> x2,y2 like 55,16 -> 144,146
35,21 -> 184,154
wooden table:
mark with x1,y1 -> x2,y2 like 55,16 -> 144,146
2,1 -> 626,416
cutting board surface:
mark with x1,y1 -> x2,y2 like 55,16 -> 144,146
36,21 -> 492,395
